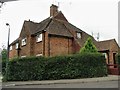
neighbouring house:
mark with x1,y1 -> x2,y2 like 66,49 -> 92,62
9,4 -> 119,65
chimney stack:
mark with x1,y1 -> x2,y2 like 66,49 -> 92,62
50,4 -> 58,17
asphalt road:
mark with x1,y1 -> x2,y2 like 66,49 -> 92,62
2,80 -> 119,88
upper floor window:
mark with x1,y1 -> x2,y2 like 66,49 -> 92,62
36,33 -> 42,42
21,38 -> 27,46
77,32 -> 82,39
16,43 -> 19,49
10,46 -> 12,51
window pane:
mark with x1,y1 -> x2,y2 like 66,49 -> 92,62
36,33 -> 42,42
10,46 -> 12,51
16,43 -> 19,49
77,33 -> 81,38
22,38 -> 27,46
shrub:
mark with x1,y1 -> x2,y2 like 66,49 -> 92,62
2,61 -> 6,77
6,56 -> 46,81
1,49 -> 7,62
4,54 -> 107,81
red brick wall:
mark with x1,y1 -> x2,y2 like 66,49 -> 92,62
33,37 -> 43,56
44,32 -> 49,56
19,23 -> 32,57
19,35 -> 31,57
48,36 -> 73,56
109,40 -> 119,64
9,31 -> 80,58
9,44 -> 18,59
72,40 -> 81,53
30,36 -> 35,56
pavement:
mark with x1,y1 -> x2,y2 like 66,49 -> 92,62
1,75 -> 119,86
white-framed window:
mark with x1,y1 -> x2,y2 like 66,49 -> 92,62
77,32 -> 82,38
36,33 -> 42,42
36,54 -> 43,57
16,43 -> 19,49
103,53 -> 107,59
21,56 -> 26,58
10,46 -> 12,51
21,38 -> 27,46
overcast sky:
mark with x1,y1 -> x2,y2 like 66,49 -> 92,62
0,0 -> 119,48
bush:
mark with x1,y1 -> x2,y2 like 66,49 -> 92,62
6,56 -> 46,81
4,54 -> 107,81
2,61 -> 6,77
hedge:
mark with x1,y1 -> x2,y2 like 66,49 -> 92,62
2,61 -> 6,77
3,53 -> 107,81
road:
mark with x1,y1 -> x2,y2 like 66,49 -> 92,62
2,80 -> 118,88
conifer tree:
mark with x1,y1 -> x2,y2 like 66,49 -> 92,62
80,37 -> 98,53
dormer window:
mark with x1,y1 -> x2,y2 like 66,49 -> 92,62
21,38 -> 27,46
10,46 -> 12,51
77,32 -> 82,39
16,43 -> 19,49
36,33 -> 42,42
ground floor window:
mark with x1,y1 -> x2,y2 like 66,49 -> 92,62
36,54 -> 42,56
21,56 -> 26,58
102,53 -> 107,59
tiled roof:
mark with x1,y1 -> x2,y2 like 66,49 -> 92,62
47,19 -> 73,37
63,22 -> 82,32
54,11 -> 68,22
23,11 -> 74,38
96,39 -> 119,51
25,17 -> 51,35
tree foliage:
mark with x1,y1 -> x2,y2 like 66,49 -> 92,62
80,37 -> 98,53
1,49 -> 7,62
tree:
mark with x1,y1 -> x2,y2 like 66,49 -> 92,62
80,37 -> 98,53
1,49 -> 7,62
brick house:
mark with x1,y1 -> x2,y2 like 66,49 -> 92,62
9,4 -> 119,65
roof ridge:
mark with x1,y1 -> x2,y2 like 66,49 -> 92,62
99,39 -> 115,42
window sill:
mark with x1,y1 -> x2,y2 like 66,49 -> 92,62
21,44 -> 26,47
36,41 -> 42,43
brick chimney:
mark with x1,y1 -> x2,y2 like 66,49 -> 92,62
50,4 -> 58,17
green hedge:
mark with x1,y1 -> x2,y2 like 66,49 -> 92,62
4,53 -> 107,81
2,61 -> 6,77
6,56 -> 46,81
